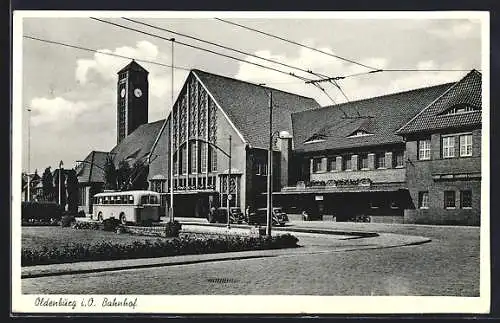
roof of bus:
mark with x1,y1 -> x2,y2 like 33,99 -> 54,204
94,190 -> 160,197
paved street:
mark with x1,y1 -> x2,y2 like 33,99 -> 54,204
22,223 -> 480,296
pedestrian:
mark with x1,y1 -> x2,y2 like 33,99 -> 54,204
302,210 -> 309,221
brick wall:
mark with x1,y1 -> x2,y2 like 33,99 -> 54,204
405,127 -> 481,226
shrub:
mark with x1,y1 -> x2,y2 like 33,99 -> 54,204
73,221 -> 101,230
76,210 -> 86,218
165,220 -> 182,237
21,233 -> 299,266
60,215 -> 76,227
22,201 -> 63,224
102,218 -> 121,232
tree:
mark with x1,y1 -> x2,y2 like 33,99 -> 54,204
129,160 -> 149,190
41,167 -> 54,200
116,160 -> 132,191
66,169 -> 79,214
103,154 -> 117,190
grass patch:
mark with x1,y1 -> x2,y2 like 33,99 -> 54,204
21,227 -> 299,266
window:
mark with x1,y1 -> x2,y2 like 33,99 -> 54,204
260,163 -> 268,176
459,134 -> 472,157
360,153 -> 369,169
128,195 -> 134,204
418,139 -> 431,160
173,157 -> 178,176
442,136 -> 455,158
343,156 -> 352,171
444,191 -> 456,209
418,191 -> 429,209
394,151 -> 404,168
327,157 -> 336,171
190,142 -> 197,173
460,190 -> 472,208
210,147 -> 217,172
200,143 -> 208,173
312,158 -> 322,173
181,145 -> 187,174
376,152 -> 386,169
348,130 -> 373,138
443,104 -> 476,115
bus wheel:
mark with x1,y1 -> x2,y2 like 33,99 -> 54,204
119,213 -> 127,225
97,212 -> 103,222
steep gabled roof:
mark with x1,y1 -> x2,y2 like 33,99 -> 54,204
396,70 -> 482,135
76,150 -> 109,183
117,60 -> 149,74
292,82 -> 454,153
193,69 -> 321,149
111,119 -> 165,166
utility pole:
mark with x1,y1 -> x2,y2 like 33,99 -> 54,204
266,91 -> 273,237
169,38 -> 175,223
27,108 -> 31,202
58,160 -> 64,206
227,135 -> 232,229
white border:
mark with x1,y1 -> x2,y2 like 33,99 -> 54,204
11,10 -> 490,314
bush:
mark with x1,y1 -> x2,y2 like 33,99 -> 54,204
22,202 -> 63,224
73,221 -> 101,230
102,218 -> 121,232
165,220 -> 182,237
21,233 -> 299,266
60,215 -> 76,227
76,210 -> 86,218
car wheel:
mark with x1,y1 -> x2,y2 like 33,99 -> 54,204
97,212 -> 103,222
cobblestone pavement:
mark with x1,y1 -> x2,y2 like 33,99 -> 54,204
22,223 -> 480,296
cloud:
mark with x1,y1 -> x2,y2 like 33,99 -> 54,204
75,40 -> 161,85
30,97 -> 89,126
234,46 -> 389,106
428,20 -> 479,39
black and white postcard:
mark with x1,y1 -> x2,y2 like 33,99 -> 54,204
11,10 -> 490,314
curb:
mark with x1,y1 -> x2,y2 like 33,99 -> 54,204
22,253 -> 279,279
179,221 -> 379,238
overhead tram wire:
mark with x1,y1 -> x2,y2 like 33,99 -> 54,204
214,17 -> 380,72
23,35 -> 191,72
90,18 -> 317,83
90,17 -> 338,105
121,18 -> 348,104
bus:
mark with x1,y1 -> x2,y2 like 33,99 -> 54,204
92,190 -> 162,225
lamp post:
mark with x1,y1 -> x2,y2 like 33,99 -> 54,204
169,37 -> 175,223
58,160 -> 64,206
266,91 -> 273,237
27,108 -> 31,202
227,135 -> 232,229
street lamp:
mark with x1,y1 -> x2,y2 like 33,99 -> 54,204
58,160 -> 64,206
266,91 -> 273,237
27,108 -> 31,202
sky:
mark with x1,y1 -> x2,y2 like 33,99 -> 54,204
17,13 -> 483,174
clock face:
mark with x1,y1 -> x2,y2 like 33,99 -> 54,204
134,88 -> 143,98
120,88 -> 126,98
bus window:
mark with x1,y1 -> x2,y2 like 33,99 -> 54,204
104,197 -> 109,204
141,196 -> 149,205
150,195 -> 158,204
128,195 -> 134,204
116,196 -> 121,204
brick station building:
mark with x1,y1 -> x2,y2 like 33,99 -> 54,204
76,60 -> 482,225
276,70 -> 482,225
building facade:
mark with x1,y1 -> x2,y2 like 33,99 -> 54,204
76,60 -> 482,225
396,70 -> 481,225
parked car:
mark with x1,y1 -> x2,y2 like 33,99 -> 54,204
248,207 -> 289,226
207,207 -> 245,224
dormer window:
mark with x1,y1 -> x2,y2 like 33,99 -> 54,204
304,134 -> 326,144
441,104 -> 479,116
347,130 -> 373,138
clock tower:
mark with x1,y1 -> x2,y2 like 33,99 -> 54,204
116,60 -> 149,144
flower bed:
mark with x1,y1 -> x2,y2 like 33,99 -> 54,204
21,233 -> 299,266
